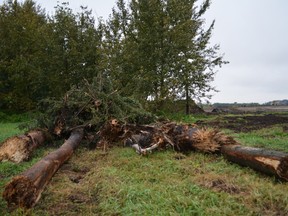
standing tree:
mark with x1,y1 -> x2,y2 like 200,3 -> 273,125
44,3 -> 84,96
106,0 -> 227,113
0,0 -> 47,110
169,0 -> 227,114
42,3 -> 105,98
103,0 -> 143,99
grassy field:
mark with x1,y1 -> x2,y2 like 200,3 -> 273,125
0,113 -> 288,215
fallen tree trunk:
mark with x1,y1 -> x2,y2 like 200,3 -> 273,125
0,130 -> 48,163
2,129 -> 84,209
221,145 -> 288,181
122,123 -> 288,181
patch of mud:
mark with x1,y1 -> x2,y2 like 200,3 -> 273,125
196,114 -> 288,132
208,179 -> 242,194
282,125 -> 288,133
59,164 -> 90,183
173,153 -> 187,160
258,201 -> 288,216
68,192 -> 91,204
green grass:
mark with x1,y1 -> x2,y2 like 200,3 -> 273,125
31,148 -> 288,215
0,123 -> 23,143
161,112 -> 216,124
1,113 -> 288,215
233,126 -> 288,152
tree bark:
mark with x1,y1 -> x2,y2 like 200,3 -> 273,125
0,130 -> 48,163
2,129 -> 84,209
185,85 -> 190,115
221,145 -> 288,181
124,123 -> 288,181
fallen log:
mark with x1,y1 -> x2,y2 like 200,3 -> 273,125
0,130 -> 48,163
221,145 -> 288,181
2,129 -> 84,209
123,123 -> 288,181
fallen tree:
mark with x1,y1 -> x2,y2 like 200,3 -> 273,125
98,121 -> 288,181
221,145 -> 288,181
3,129 -> 84,209
3,120 -> 288,210
0,130 -> 48,163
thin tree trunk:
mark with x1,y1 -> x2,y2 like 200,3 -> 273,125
185,84 -> 190,115
221,145 -> 288,181
2,129 -> 84,209
0,130 -> 48,163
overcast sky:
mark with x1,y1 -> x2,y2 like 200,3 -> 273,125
5,0 -> 288,103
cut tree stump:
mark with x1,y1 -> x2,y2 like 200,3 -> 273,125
221,145 -> 288,181
0,130 -> 48,163
2,129 -> 84,209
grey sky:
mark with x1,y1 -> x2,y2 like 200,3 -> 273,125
205,0 -> 288,103
6,0 -> 288,103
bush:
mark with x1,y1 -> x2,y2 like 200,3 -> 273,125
0,111 -> 37,123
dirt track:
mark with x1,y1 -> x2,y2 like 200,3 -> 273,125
196,114 -> 288,132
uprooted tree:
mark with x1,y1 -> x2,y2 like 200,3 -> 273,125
1,78 -> 288,210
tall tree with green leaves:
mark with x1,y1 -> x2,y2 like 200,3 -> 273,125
44,3 -> 81,96
0,0 -> 47,110
106,0 -> 227,113
41,3 -> 105,98
129,0 -> 172,105
103,0 -> 141,99
168,0 -> 227,114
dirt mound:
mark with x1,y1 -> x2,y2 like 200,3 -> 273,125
196,114 -> 288,132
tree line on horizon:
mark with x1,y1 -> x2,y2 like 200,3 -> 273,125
0,0 -> 226,114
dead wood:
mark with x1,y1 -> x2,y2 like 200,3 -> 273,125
97,120 -> 237,154
190,128 -> 238,153
97,119 -> 169,150
2,129 -> 84,209
119,122 -> 288,181
132,140 -> 162,155
0,130 -> 48,163
221,145 -> 288,181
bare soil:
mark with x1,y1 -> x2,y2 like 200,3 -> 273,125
196,114 -> 288,132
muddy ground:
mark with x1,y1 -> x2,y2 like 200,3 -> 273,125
196,113 -> 288,133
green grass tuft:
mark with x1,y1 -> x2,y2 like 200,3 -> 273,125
233,126 -> 288,152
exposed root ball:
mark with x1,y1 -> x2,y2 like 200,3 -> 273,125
0,136 -> 31,163
0,130 -> 47,163
2,176 -> 37,209
191,129 -> 238,153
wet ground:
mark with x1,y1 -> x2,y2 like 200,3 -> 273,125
196,113 -> 288,133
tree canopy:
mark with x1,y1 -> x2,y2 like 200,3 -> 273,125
0,0 -> 227,114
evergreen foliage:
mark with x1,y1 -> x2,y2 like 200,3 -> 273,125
0,0 -> 47,110
0,1 -> 104,111
36,77 -> 155,133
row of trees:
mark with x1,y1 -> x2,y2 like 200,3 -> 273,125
0,0 -> 227,113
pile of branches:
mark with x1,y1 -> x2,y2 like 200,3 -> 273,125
1,78 -> 288,210
36,78 -> 155,137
